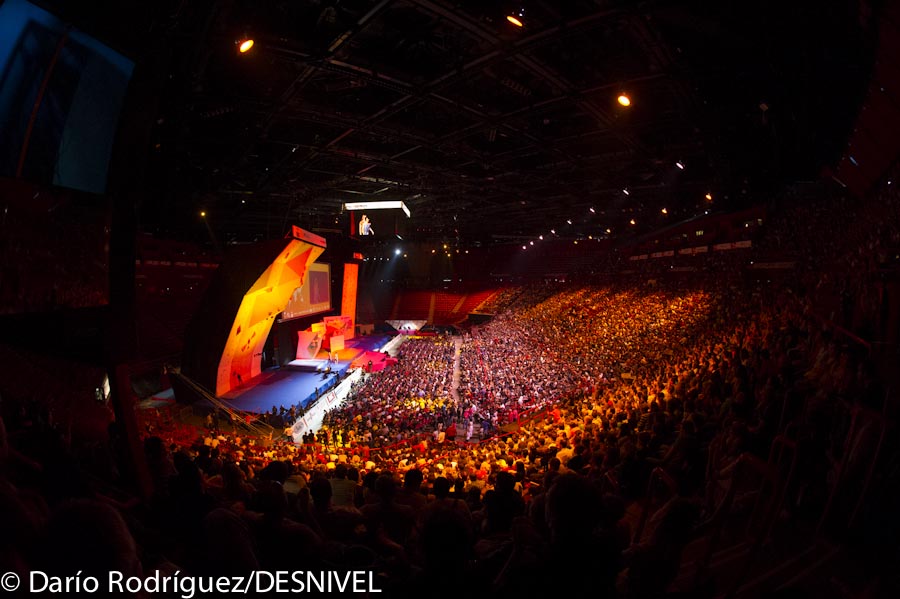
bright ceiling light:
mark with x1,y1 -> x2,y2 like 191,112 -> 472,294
623,188 -> 630,195
507,15 -> 524,27
551,229 -> 556,234
630,219 -> 636,225
589,207 -> 595,213
676,161 -> 685,170
539,235 -> 543,240
617,94 -> 631,107
238,38 -> 254,53
606,228 -> 612,234
522,245 -> 527,250
705,192 -> 713,200
200,211 -> 206,218
661,207 -> 668,214
395,248 -> 401,255
567,219 -> 573,225
529,241 -> 534,246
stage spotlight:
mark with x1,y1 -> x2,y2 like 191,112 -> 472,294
705,192 -> 713,200
539,235 -> 543,240
617,94 -> 631,107
551,229 -> 556,234
237,38 -> 254,53
431,249 -> 436,254
200,211 -> 206,217
507,15 -> 524,27
630,219 -> 636,225
567,219 -> 572,225
661,207 -> 668,214
522,245 -> 527,250
676,161 -> 685,170
623,188 -> 630,195
606,228 -> 612,234
590,207 -> 595,213
395,248 -> 401,255
529,241 -> 534,246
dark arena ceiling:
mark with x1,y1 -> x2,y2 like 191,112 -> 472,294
47,0 -> 875,244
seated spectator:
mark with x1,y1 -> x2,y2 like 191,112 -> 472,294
360,475 -> 416,547
329,464 -> 357,508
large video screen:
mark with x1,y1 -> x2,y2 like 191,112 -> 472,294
0,0 -> 134,194
346,201 -> 410,239
280,262 -> 331,321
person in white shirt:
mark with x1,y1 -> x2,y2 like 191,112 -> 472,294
358,214 -> 373,236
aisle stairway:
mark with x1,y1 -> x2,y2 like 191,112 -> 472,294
449,336 -> 489,442
449,336 -> 465,442
450,336 -> 461,405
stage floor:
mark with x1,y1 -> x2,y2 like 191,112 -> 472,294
220,368 -> 341,414
220,335 -> 392,414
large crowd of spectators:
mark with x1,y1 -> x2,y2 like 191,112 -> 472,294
1,172 -> 899,597
318,337 -> 457,447
3,268 -> 889,596
457,311 -> 579,429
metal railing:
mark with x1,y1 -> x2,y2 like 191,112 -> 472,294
633,466 -> 679,544
693,452 -> 781,597
817,397 -> 894,535
171,371 -> 275,440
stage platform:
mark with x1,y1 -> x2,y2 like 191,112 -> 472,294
286,358 -> 337,372
219,335 -> 392,414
